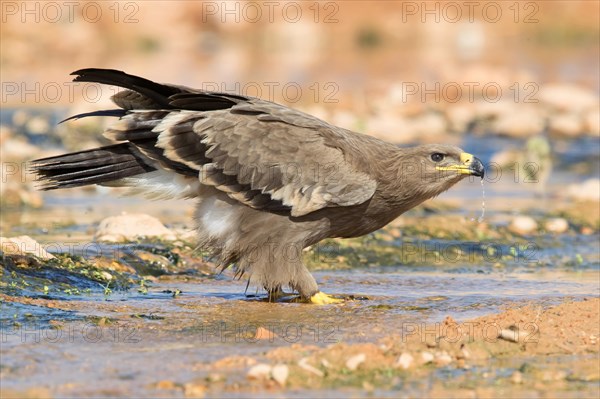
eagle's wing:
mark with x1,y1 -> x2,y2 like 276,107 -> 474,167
34,69 -> 377,217
148,102 -> 377,217
107,102 -> 377,217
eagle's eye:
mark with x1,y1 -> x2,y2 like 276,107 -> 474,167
430,153 -> 445,162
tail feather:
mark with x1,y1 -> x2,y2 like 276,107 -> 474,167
30,143 -> 155,190
71,68 -> 185,108
29,68 -> 247,191
59,109 -> 127,124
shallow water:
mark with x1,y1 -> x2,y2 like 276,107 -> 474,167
2,263 -> 599,396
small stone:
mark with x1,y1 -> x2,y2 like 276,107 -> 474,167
298,357 -> 323,377
207,373 -> 223,383
511,371 -> 523,384
345,353 -> 366,371
567,179 -> 600,201
271,364 -> 289,387
584,109 -> 600,136
395,353 -> 414,370
155,380 -> 176,390
435,352 -> 453,367
460,346 -> 471,360
544,218 -> 569,234
493,105 -> 543,138
0,235 -> 55,260
539,83 -> 599,113
100,271 -> 113,281
421,351 -> 434,364
254,327 -> 276,341
94,213 -> 177,242
581,227 -> 594,235
26,115 -> 50,135
508,216 -> 538,235
247,363 -> 272,380
549,113 -> 583,137
498,327 -> 529,343
183,382 -> 206,398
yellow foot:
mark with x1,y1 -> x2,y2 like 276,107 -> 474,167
310,291 -> 344,305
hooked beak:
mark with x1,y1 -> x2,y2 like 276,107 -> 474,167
436,153 -> 485,178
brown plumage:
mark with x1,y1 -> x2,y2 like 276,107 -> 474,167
31,69 -> 484,303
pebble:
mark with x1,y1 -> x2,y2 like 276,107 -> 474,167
271,364 -> 289,387
493,105 -> 543,138
539,83 -> 599,113
584,109 -> 600,136
0,235 -> 55,260
508,216 -> 538,235
183,382 -> 206,398
155,380 -> 176,390
435,352 -> 453,367
298,358 -> 324,377
395,353 -> 414,370
544,218 -> 569,234
549,113 -> 582,137
26,115 -> 51,135
246,363 -> 272,380
498,327 -> 529,343
94,213 -> 177,242
510,371 -> 523,384
207,373 -> 223,382
253,327 -> 276,341
345,353 -> 366,371
421,351 -> 434,364
100,271 -> 113,281
567,178 -> 600,201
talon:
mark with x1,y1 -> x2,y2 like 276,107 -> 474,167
310,291 -> 344,305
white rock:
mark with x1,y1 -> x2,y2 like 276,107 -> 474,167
345,353 -> 366,371
493,105 -> 544,138
549,113 -> 582,137
298,357 -> 324,377
421,351 -> 434,364
271,364 -> 289,387
26,115 -> 50,135
511,371 -> 523,384
498,328 -> 529,343
246,363 -> 272,380
544,218 -> 569,234
584,109 -> 600,136
100,271 -> 113,281
94,213 -> 177,242
395,352 -> 414,370
0,236 -> 55,260
539,83 -> 599,113
567,179 -> 600,201
508,216 -> 538,235
435,352 -> 453,366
